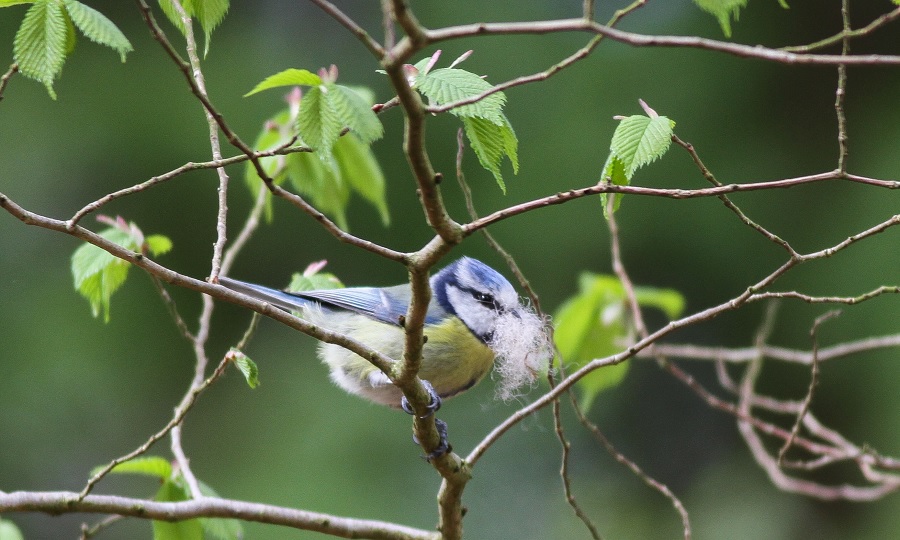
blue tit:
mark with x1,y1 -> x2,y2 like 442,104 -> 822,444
219,257 -> 537,410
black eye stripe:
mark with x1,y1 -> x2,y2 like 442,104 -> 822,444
460,287 -> 500,310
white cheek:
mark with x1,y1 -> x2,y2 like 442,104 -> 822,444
447,287 -> 494,336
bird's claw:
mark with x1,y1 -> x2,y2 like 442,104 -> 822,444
400,379 -> 442,418
412,418 -> 450,462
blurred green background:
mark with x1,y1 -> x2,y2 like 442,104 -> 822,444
1,1 -> 899,538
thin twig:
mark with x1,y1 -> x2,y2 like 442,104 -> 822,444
0,63 -> 17,102
781,7 -> 900,53
308,0 -> 386,57
777,310 -> 840,464
835,0 -> 851,173
462,171 -> 900,234
67,140 -> 304,228
2,491 -> 439,540
77,355 -> 231,500
421,18 -> 900,65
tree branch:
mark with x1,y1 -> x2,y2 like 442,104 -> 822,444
0,491 -> 439,540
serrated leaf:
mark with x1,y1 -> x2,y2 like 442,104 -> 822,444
72,227 -> 134,323
416,67 -> 505,122
229,349 -> 259,389
333,134 -> 390,225
462,114 -> 518,192
600,153 -> 628,218
154,480 -> 204,540
157,0 -> 187,36
14,0 -> 69,98
191,0 -> 227,56
0,1 -> 37,7
72,220 -> 168,322
297,85 -> 342,161
610,115 -> 675,178
327,84 -> 383,143
0,519 -> 24,540
62,0 -> 132,61
90,455 -> 173,479
244,68 -> 322,97
693,0 -> 748,38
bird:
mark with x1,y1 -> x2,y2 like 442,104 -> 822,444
218,257 -> 535,412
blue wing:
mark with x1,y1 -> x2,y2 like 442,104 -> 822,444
219,278 -> 448,326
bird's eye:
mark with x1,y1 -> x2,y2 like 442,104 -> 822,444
472,291 -> 496,308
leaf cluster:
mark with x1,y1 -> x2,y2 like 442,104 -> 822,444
409,52 -> 519,192
71,216 -> 171,322
245,71 -> 388,230
5,0 -> 132,98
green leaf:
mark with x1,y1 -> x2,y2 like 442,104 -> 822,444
328,84 -> 383,143
71,219 -> 170,322
333,134 -> 390,225
416,67 -> 505,122
14,0 -> 68,99
244,68 -> 322,97
554,273 -> 685,412
286,150 -> 349,229
601,113 -> 675,217
287,271 -> 343,293
0,519 -> 24,540
153,480 -> 204,540
229,348 -> 259,389
191,0 -> 228,56
91,455 -> 173,479
693,0 -> 748,38
462,114 -> 518,192
297,85 -> 342,160
157,0 -> 187,36
244,109 -> 295,221
0,1 -> 37,7
600,153 -> 627,218
196,481 -> 244,540
610,114 -> 675,178
62,0 -> 132,61
145,234 -> 173,256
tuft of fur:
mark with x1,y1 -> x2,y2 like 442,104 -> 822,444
487,303 -> 553,402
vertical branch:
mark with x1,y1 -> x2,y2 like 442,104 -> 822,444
835,0 -> 851,173
777,310 -> 840,463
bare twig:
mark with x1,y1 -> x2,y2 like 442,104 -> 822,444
782,7 -> 900,53
462,171 -> 899,234
422,19 -> 900,65
835,0 -> 851,174
67,140 -> 305,228
1,491 -> 439,540
308,0 -> 386,57
0,63 -> 17,102
645,331 -> 900,365
777,310 -> 840,464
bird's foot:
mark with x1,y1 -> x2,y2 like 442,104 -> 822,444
412,418 -> 450,462
400,379 -> 442,417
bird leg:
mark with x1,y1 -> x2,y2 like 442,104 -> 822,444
401,380 -> 450,461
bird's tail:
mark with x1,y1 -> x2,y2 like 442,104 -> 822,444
218,276 -> 310,312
